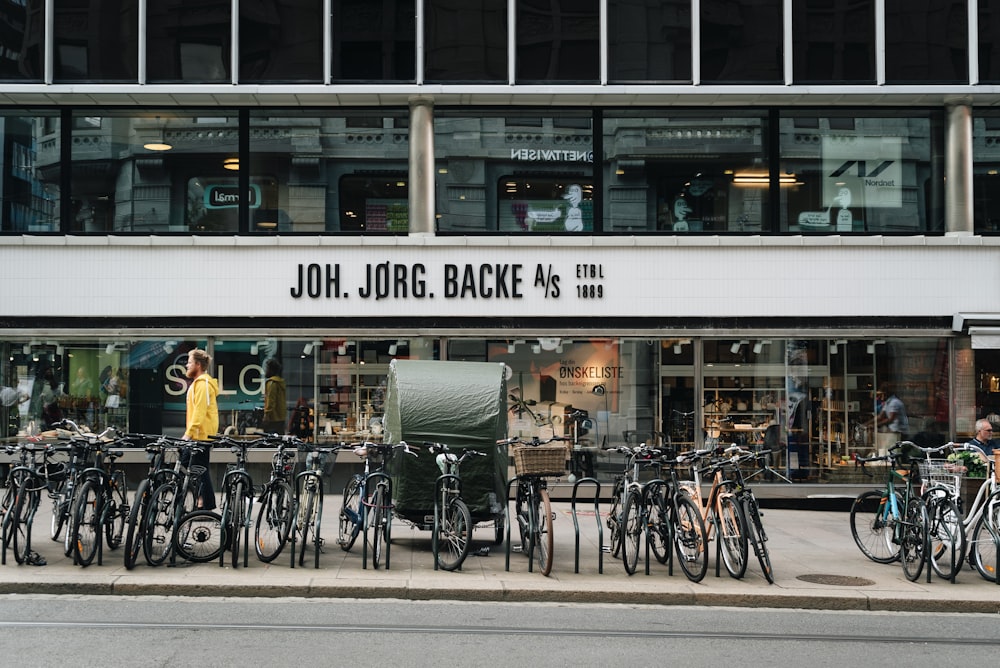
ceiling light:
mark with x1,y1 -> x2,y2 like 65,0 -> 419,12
223,157 -> 239,171
388,343 -> 398,356
673,343 -> 682,355
753,342 -> 763,354
143,116 -> 172,151
731,341 -> 742,354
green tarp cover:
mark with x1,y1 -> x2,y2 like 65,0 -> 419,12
383,359 -> 508,521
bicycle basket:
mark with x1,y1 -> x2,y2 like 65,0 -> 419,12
188,464 -> 207,477
918,459 -> 963,495
512,444 -> 568,477
42,462 -> 67,482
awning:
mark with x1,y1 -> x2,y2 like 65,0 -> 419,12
953,313 -> 1000,349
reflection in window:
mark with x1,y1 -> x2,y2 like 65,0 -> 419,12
973,113 -> 1000,233
147,0 -> 231,82
339,175 -> 409,232
792,0 -> 875,84
608,0 -> 691,82
884,0 -> 968,83
425,0 -> 506,82
240,0 -> 322,82
516,0 -> 599,82
980,0 -> 1000,83
1,112 -> 59,232
331,0 -> 415,81
499,177 -> 593,233
700,0 -> 782,83
0,0 -> 43,81
778,113 -> 945,233
54,0 -> 137,81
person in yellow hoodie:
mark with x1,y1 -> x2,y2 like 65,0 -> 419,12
183,348 -> 219,509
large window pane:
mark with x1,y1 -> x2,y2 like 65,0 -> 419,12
0,0 -> 43,81
792,0 -> 875,84
608,0 -> 691,83
0,112 -> 59,232
435,111 -> 594,233
147,0 -> 231,82
54,0 -> 138,81
884,0 -> 967,83
700,0 -> 782,83
979,0 -> 1000,83
516,0 -> 599,83
603,112 -> 769,233
425,0 -> 507,82
778,112 -> 945,233
240,0 -> 323,82
331,0 -> 415,81
973,112 -> 1000,233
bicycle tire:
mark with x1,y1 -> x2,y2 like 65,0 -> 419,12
607,477 -> 624,558
173,510 -> 226,562
370,483 -> 388,569
621,490 -> 642,575
143,482 -> 177,567
49,479 -> 68,541
311,486 -> 324,569
514,480 -> 530,550
105,470 -> 128,550
123,479 -> 150,570
849,489 -> 902,564
493,511 -> 505,546
717,494 -> 748,579
436,498 -> 472,571
969,497 -> 1000,582
297,484 -> 316,567
72,479 -> 101,567
742,493 -> 774,584
925,492 -> 966,581
11,478 -> 35,565
230,480 -> 247,568
337,476 -> 362,551
647,486 -> 671,565
534,488 -> 554,576
255,481 -> 294,563
900,497 -> 928,582
673,494 -> 708,583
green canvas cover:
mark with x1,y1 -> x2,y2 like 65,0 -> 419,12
383,359 -> 508,523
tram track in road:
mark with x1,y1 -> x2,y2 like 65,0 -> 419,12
0,618 -> 998,648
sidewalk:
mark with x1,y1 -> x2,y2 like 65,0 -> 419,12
1,499 -> 997,614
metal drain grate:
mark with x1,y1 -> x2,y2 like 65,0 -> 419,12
796,574 -> 876,587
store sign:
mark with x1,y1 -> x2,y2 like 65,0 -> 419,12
510,148 -> 593,163
822,136 -> 902,209
205,184 -> 262,209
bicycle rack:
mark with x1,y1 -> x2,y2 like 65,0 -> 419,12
361,471 -> 393,570
570,478 -> 602,574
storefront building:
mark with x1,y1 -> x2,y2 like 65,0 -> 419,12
2,2 -> 1000,487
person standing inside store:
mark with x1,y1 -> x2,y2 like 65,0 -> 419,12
966,418 -> 996,459
182,348 -> 219,510
876,383 -> 909,444
261,358 -> 287,435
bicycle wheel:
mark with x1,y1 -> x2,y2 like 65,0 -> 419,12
104,470 -> 128,550
297,483 -> 317,567
436,497 -> 472,571
230,480 -> 247,568
173,510 -> 225,562
647,488 -> 671,566
370,484 -> 388,569
716,494 -> 748,579
493,511 -> 505,546
534,489 -> 554,576
337,476 -> 362,551
925,493 -> 966,581
607,477 -> 624,558
48,479 -> 68,541
514,481 -> 530,550
310,485 -> 324,569
255,481 -> 293,563
672,494 -> 708,583
11,478 -> 36,565
621,490 -> 642,575
143,483 -> 177,567
969,496 -> 1000,582
742,493 -> 774,584
849,490 -> 902,564
900,497 -> 928,582
123,479 -> 150,570
72,479 -> 101,567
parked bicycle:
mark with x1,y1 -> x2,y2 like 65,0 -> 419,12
423,441 -> 486,571
254,435 -> 300,564
122,434 -> 180,570
70,436 -> 130,567
716,444 -> 775,583
499,435 -> 570,576
290,440 -> 340,569
948,441 -> 1000,582
851,441 -> 929,582
2,442 -> 64,565
145,441 -> 211,566
910,442 -> 966,582
606,443 -> 655,574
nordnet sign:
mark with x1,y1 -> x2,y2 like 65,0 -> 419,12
822,136 -> 902,208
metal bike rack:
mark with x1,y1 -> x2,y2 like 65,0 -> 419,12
361,471 -> 393,570
570,478 -> 602,574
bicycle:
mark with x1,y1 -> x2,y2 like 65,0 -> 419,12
2,442 -> 63,566
423,441 -> 486,571
717,444 -> 775,583
290,440 -> 340,569
658,447 -> 709,582
70,436 -> 130,567
678,446 -> 749,579
144,441 -> 211,566
253,434 -> 299,563
850,442 -> 929,582
606,443 -> 656,574
122,434 -> 178,570
947,442 -> 1000,582
910,442 -> 966,582
499,435 -> 570,576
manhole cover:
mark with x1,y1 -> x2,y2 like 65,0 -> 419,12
796,574 -> 875,587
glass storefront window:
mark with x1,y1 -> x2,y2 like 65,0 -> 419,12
425,0 -> 507,82
435,111 -> 595,233
608,0 -> 692,83
602,111 -> 769,233
0,111 -> 60,232
778,112 -> 945,233
792,0 -> 875,84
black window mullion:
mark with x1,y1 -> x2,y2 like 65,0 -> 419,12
238,109 -> 250,233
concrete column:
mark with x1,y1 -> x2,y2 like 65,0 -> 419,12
408,97 -> 436,236
945,102 -> 974,235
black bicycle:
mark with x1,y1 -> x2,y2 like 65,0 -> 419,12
424,441 -> 485,571
70,438 -> 130,567
254,435 -> 299,563
122,435 -> 176,570
143,441 -> 209,566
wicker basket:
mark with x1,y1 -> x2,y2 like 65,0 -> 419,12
512,444 -> 568,477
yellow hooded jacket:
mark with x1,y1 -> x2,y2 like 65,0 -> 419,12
184,373 -> 219,440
